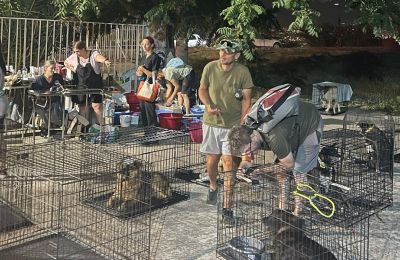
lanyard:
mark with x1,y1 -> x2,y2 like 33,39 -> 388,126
293,183 -> 336,218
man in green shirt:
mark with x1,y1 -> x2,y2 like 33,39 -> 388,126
199,39 -> 253,219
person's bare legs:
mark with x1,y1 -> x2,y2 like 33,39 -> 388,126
293,171 -> 307,216
276,170 -> 289,210
92,103 -> 103,126
165,81 -> 173,101
181,93 -> 191,115
222,154 -> 241,209
206,153 -> 221,191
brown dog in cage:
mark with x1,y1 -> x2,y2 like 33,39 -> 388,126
107,158 -> 171,211
263,209 -> 337,260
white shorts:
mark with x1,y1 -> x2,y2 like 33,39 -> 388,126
200,124 -> 240,157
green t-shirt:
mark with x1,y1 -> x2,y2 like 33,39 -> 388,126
264,101 -> 321,159
200,60 -> 253,128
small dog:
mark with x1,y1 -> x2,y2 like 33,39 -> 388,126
263,209 -> 337,260
357,122 -> 392,173
320,87 -> 340,114
107,157 -> 171,211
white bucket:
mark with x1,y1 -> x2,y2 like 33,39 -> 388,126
131,114 -> 139,126
120,115 -> 131,127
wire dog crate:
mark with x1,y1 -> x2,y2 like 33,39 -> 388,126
392,115 -> 400,162
84,126 -> 191,208
320,127 -> 394,226
0,141 -> 152,260
216,166 -> 370,260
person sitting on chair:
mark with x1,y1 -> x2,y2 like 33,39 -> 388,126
31,60 -> 64,137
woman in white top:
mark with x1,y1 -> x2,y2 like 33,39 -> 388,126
64,41 -> 111,125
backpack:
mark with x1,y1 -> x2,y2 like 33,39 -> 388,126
244,83 -> 301,134
155,51 -> 166,69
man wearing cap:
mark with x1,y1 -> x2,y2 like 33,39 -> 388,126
198,39 -> 253,221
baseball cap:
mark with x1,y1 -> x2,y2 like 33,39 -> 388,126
216,39 -> 241,53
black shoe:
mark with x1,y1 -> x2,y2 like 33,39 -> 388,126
222,208 -> 237,226
206,188 -> 218,205
40,129 -> 48,137
0,117 -> 4,133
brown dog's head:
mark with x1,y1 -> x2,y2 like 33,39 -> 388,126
262,209 -> 304,235
118,157 -> 142,180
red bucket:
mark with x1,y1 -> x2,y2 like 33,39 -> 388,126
125,92 -> 139,104
159,113 -> 183,130
188,121 -> 203,143
129,102 -> 140,112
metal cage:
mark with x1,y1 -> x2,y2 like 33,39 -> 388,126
216,165 -> 370,260
83,126 -> 191,207
0,141 -> 152,260
392,115 -> 400,162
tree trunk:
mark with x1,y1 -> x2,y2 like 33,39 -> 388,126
175,38 -> 188,64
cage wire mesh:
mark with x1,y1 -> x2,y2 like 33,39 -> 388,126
319,128 -> 393,226
392,115 -> 400,162
216,165 -> 370,260
82,126 -> 193,257
311,83 -> 349,116
0,140 -> 152,260
1,118 -> 37,177
83,126 -> 190,203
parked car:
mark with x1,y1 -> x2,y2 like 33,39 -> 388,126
187,34 -> 208,47
253,38 -> 282,48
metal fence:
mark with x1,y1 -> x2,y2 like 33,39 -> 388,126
0,16 -> 147,78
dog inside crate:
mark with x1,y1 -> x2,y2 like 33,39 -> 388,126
262,208 -> 337,260
356,121 -> 393,173
107,157 -> 172,213
320,87 -> 340,114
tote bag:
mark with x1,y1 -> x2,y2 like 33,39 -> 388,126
137,75 -> 159,102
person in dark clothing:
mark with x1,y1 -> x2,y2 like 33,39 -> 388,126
64,41 -> 111,126
0,43 -> 7,131
31,60 -> 64,136
0,43 -> 8,177
136,36 -> 161,126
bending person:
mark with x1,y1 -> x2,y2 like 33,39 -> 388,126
229,99 -> 323,216
161,64 -> 196,115
64,41 -> 111,126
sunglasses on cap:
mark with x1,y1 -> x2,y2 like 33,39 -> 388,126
220,40 -> 235,47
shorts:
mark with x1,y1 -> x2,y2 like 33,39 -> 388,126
200,124 -> 240,157
180,70 -> 195,95
72,94 -> 103,105
294,119 -> 324,174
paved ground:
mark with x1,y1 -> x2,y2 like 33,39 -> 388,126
154,114 -> 400,260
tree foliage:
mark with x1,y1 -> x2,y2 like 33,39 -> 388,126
272,0 -> 400,42
0,0 -> 56,18
217,0 -> 265,61
144,0 -> 230,46
272,0 -> 320,37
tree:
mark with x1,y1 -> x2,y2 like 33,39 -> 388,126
217,0 -> 265,61
0,0 -> 56,18
273,0 -> 400,41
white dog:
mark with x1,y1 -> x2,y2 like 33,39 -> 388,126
321,87 -> 340,114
